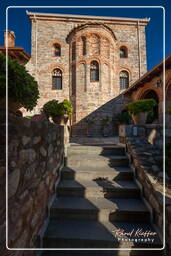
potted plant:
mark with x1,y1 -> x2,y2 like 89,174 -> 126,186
59,99 -> 72,124
101,116 -> 112,137
115,111 -> 131,125
43,99 -> 72,124
0,55 -> 39,113
85,117 -> 94,137
126,99 -> 156,125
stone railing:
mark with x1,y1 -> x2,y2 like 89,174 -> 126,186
119,124 -> 171,255
0,113 -> 65,255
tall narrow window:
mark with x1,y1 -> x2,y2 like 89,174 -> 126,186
52,69 -> 62,90
120,71 -> 129,89
120,46 -> 128,58
82,36 -> 86,55
54,44 -> 61,56
72,42 -> 76,61
90,61 -> 99,82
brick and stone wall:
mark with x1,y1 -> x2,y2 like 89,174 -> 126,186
0,113 -> 64,255
119,124 -> 171,255
25,12 -> 148,136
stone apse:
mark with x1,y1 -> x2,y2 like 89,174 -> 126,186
26,12 -> 149,136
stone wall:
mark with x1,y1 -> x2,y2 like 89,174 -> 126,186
0,113 -> 64,255
119,124 -> 171,255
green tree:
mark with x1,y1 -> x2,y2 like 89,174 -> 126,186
0,54 -> 39,111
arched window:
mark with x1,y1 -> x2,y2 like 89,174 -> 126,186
120,71 -> 129,89
72,42 -> 76,61
90,61 -> 99,82
54,44 -> 61,56
120,46 -> 128,58
52,69 -> 62,90
81,36 -> 86,55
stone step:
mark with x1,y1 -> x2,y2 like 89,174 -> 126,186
61,166 -> 133,181
70,137 -> 119,145
50,197 -> 150,222
43,219 -> 162,249
67,155 -> 129,168
57,179 -> 140,198
67,145 -> 126,156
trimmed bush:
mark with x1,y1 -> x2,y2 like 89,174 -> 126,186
115,111 -> 131,124
60,99 -> 72,118
0,54 -> 39,111
126,99 -> 157,115
43,100 -> 60,117
43,99 -> 72,118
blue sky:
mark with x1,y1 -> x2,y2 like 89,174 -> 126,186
0,0 -> 170,70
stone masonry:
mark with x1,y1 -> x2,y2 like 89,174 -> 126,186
0,113 -> 65,255
26,12 -> 149,135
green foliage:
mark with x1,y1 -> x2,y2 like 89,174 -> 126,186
115,111 -> 131,124
24,116 -> 32,119
43,100 -> 60,117
0,54 -> 39,110
43,99 -> 72,118
126,99 -> 157,115
166,143 -> 171,180
60,99 -> 72,118
146,110 -> 156,124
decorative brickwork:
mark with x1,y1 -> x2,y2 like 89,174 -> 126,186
26,12 -> 148,136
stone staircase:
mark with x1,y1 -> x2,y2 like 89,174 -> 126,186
42,144 -> 163,255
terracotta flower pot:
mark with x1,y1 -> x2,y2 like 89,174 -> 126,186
132,112 -> 148,125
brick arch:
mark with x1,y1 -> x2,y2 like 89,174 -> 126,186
118,67 -> 132,82
78,60 -> 87,65
87,57 -> 101,65
134,86 -> 162,102
66,22 -> 117,43
48,40 -> 64,48
48,64 -> 66,73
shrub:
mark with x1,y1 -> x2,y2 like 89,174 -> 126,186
60,99 -> 72,118
43,100 -> 60,117
115,111 -> 131,124
0,54 -> 39,110
146,110 -> 156,124
126,99 -> 156,115
43,99 -> 72,118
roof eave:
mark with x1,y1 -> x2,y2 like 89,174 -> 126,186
26,11 -> 150,25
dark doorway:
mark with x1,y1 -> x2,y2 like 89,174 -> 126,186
140,90 -> 159,123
